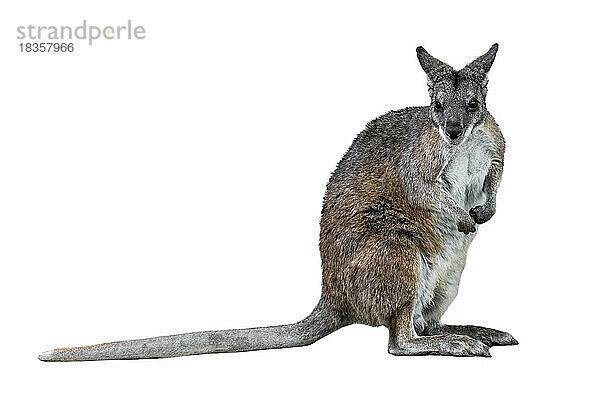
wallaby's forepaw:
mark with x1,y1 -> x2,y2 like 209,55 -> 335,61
457,214 -> 477,234
469,204 -> 495,224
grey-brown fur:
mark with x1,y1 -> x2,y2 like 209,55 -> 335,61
39,44 -> 516,362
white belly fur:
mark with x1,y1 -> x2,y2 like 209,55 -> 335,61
415,127 -> 494,320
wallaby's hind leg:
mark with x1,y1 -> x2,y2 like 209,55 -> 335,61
423,323 -> 518,347
418,250 -> 517,347
386,267 -> 491,357
387,310 -> 491,357
341,236 -> 490,357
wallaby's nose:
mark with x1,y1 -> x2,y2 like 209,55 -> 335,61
446,120 -> 462,139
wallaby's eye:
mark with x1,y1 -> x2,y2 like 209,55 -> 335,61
467,100 -> 479,111
433,101 -> 443,112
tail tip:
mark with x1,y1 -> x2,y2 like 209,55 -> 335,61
38,350 -> 55,362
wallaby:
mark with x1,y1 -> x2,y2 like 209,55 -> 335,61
39,44 -> 516,361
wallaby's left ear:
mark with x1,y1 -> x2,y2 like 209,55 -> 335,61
464,43 -> 499,79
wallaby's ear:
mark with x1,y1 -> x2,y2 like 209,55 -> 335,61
416,46 -> 444,75
463,43 -> 499,80
416,46 -> 453,96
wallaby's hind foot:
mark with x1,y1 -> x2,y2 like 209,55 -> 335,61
388,304 -> 490,358
423,324 -> 518,347
388,334 -> 491,357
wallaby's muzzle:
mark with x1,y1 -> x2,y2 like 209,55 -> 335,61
446,122 -> 462,139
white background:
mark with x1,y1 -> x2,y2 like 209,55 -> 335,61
1,1 -> 598,398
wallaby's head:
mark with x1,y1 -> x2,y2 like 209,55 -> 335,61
416,44 -> 498,145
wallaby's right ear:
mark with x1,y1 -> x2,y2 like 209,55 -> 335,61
416,46 -> 444,75
416,46 -> 450,96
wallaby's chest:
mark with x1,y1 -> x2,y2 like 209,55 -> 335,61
441,129 -> 493,210
414,128 -> 494,319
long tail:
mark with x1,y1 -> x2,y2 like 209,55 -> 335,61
38,303 -> 343,362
